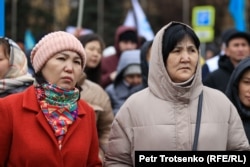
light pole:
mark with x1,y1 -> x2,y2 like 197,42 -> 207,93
182,0 -> 189,24
11,0 -> 17,40
97,0 -> 104,37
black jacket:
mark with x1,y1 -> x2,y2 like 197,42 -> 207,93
203,55 -> 234,93
225,57 -> 250,142
140,40 -> 153,88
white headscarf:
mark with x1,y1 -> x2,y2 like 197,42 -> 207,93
0,38 -> 34,95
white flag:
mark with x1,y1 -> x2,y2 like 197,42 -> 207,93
66,26 -> 93,36
124,10 -> 135,27
124,0 -> 154,41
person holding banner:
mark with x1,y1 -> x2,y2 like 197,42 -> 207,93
104,21 -> 249,167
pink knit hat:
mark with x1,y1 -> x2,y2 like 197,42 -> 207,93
30,31 -> 86,73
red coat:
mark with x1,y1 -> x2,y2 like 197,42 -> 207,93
0,85 -> 102,167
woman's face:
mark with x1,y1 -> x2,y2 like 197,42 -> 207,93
0,45 -> 10,79
41,51 -> 83,90
165,36 -> 199,83
238,69 -> 250,109
85,40 -> 102,68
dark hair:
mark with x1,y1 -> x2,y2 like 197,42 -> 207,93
0,38 -> 11,59
119,30 -> 138,43
140,40 -> 153,88
78,33 -> 105,84
162,23 -> 200,64
225,31 -> 250,47
78,33 -> 105,51
33,71 -> 47,85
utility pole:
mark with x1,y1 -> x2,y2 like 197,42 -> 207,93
11,0 -> 17,40
182,0 -> 189,24
97,0 -> 104,37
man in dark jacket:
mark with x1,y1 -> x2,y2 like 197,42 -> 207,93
201,28 -> 236,81
101,26 -> 139,88
203,29 -> 250,93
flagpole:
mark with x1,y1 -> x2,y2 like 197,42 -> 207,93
77,0 -> 85,28
97,0 -> 104,37
11,0 -> 17,40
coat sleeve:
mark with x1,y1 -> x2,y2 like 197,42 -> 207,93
227,104 -> 250,150
104,118 -> 133,167
96,93 -> 114,152
101,59 -> 113,89
0,99 -> 12,166
87,106 -> 103,167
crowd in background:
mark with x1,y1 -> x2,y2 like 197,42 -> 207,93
0,20 -> 250,166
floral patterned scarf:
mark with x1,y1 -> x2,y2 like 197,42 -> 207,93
35,83 -> 79,147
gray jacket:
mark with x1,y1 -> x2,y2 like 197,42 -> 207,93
105,50 -> 142,115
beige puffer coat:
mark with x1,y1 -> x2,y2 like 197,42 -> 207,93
80,78 -> 114,163
104,22 -> 250,167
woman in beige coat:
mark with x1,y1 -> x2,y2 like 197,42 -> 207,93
104,22 -> 249,167
79,73 -> 114,164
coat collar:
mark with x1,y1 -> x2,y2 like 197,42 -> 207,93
22,85 -> 87,147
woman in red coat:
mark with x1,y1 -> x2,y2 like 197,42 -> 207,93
0,31 -> 102,167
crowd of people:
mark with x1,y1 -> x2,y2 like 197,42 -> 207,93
0,20 -> 250,167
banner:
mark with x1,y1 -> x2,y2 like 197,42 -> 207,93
124,0 -> 154,41
66,26 -> 93,36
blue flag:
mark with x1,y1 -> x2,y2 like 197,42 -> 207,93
24,29 -> 36,52
228,0 -> 246,31
0,0 -> 4,36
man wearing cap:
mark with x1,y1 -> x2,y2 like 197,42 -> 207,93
204,29 -> 250,93
105,49 -> 142,115
101,26 -> 139,88
201,28 -> 236,81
